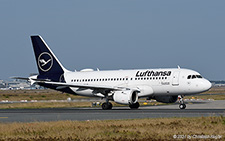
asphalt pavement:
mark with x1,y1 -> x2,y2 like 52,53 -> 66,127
0,100 -> 224,122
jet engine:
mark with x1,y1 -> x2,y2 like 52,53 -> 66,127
113,90 -> 138,105
153,95 -> 178,103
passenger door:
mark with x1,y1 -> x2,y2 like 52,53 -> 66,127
172,71 -> 180,86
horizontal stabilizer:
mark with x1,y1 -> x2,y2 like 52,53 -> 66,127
10,77 -> 29,80
31,78 -> 51,82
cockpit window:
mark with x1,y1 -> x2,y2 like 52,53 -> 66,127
196,75 -> 202,78
187,75 -> 203,79
187,75 -> 191,79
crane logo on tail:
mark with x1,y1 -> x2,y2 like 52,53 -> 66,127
38,52 -> 53,72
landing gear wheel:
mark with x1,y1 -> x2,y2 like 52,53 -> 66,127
102,102 -> 113,110
178,95 -> 186,110
179,104 -> 186,109
102,103 -> 108,110
108,102 -> 112,109
129,102 -> 140,109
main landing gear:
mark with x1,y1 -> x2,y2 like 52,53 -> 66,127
101,102 -> 112,110
129,102 -> 140,109
102,96 -> 113,110
178,95 -> 186,109
101,93 -> 140,110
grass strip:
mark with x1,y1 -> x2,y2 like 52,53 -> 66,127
0,116 -> 224,140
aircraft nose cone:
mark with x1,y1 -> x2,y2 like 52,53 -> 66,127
203,79 -> 212,91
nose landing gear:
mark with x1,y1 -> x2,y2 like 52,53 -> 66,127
178,95 -> 186,109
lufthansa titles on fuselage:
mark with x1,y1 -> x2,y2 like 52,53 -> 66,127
136,70 -> 171,77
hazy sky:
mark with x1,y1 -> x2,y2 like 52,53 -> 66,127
0,1 -> 225,80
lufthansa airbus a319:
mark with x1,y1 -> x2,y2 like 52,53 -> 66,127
14,35 -> 212,110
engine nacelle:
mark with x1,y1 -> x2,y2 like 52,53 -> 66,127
154,95 -> 178,103
113,90 -> 138,105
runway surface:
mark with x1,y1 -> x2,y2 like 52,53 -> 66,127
0,100 -> 224,122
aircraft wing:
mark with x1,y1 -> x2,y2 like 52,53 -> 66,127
36,80 -> 125,91
12,77 -> 139,94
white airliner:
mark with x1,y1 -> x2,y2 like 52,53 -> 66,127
14,35 -> 212,110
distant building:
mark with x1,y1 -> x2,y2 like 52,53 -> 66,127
0,80 -> 6,88
210,81 -> 225,87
